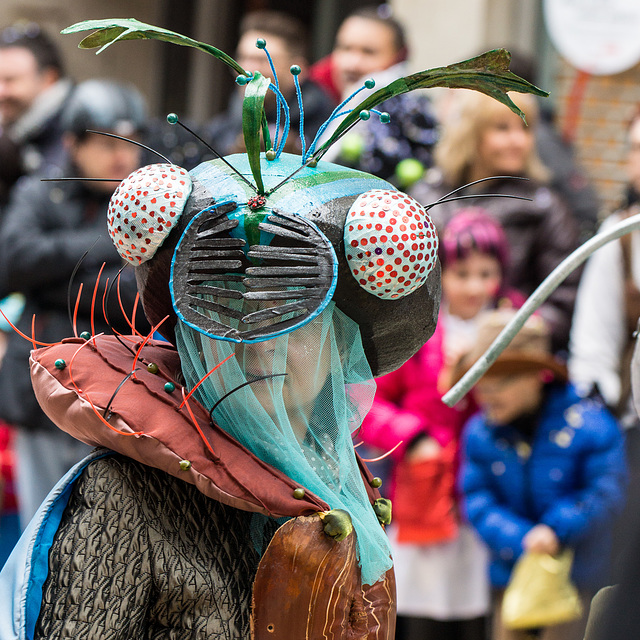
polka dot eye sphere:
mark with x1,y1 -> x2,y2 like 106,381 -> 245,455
108,163 -> 193,265
344,189 -> 438,299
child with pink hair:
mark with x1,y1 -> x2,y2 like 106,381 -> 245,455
360,207 -> 523,640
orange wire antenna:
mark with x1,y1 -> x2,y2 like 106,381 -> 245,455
178,353 -> 235,409
67,336 -> 143,437
181,388 -> 220,460
72,283 -> 84,338
130,315 -> 170,376
116,270 -> 143,338
90,263 -> 106,345
360,440 -> 403,462
0,308 -> 56,347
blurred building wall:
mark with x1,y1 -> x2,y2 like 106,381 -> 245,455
0,1 -> 166,113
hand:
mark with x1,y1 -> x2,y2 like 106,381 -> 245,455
523,524 -> 560,555
406,436 -> 442,462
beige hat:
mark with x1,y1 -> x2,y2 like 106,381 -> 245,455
451,309 -> 568,386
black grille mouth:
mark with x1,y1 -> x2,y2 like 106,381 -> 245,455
171,202 -> 337,342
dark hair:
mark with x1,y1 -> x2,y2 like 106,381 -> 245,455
239,10 -> 309,62
438,207 -> 510,275
346,5 -> 407,58
61,79 -> 147,138
0,23 -> 65,76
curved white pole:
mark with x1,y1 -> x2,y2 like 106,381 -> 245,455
442,214 -> 640,407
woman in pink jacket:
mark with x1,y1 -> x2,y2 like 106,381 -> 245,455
359,208 -> 523,640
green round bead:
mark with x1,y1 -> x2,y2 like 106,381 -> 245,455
293,487 -> 306,500
256,38 -> 267,49
379,112 -> 391,124
364,78 -> 375,89
370,477 -> 383,488
265,149 -> 277,161
166,113 -> 179,124
164,381 -> 176,393
307,158 -> 318,168
290,64 -> 301,76
179,459 -> 192,471
359,110 -> 371,121
147,362 -> 159,374
80,331 -> 91,340
54,359 -> 66,370
236,75 -> 249,86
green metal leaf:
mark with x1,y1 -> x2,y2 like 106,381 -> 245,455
62,18 -> 246,75
242,72 -> 271,195
316,49 -> 549,158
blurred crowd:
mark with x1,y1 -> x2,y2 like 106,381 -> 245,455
0,5 -> 637,640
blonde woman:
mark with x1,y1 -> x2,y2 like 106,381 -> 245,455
412,91 -> 581,353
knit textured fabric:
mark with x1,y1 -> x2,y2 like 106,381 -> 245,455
35,454 -> 278,638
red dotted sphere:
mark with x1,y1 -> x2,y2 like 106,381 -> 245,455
108,163 -> 192,265
344,189 -> 438,299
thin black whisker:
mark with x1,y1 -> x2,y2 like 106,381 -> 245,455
86,129 -> 173,164
103,265 -> 138,357
435,176 -> 529,203
67,238 -> 100,330
267,118 -> 363,195
426,193 -> 533,210
208,373 -> 287,422
103,370 -> 138,419
41,177 -> 124,183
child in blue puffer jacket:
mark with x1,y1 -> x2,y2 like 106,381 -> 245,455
458,309 -> 627,640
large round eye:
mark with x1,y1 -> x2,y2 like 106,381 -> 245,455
108,163 -> 193,265
344,189 -> 438,299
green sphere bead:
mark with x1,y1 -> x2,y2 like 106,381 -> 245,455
256,38 -> 267,49
179,459 -> 192,470
370,477 -> 383,488
147,362 -> 159,374
54,359 -> 66,370
236,75 -> 249,86
364,78 -> 375,89
307,158 -> 318,168
265,149 -> 277,161
359,110 -> 371,121
166,113 -> 178,125
164,381 -> 176,393
395,158 -> 425,188
80,331 -> 91,340
339,132 -> 364,162
290,65 -> 301,76
379,112 -> 391,124
293,487 -> 306,500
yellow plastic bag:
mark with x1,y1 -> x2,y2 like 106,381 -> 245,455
502,549 -> 583,629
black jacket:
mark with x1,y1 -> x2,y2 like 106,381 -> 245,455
0,175 -> 146,430
411,176 -> 582,353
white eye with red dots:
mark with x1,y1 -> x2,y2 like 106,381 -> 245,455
107,163 -> 193,265
344,189 -> 438,299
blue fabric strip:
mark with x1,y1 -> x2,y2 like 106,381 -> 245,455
24,450 -> 114,639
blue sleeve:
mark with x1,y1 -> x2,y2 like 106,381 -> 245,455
459,417 -> 535,560
540,408 -> 628,545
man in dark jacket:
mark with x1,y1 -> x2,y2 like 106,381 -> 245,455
0,24 -> 73,210
0,79 -> 149,528
310,6 -> 439,187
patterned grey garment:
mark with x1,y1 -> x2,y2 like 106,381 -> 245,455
35,454 -> 279,639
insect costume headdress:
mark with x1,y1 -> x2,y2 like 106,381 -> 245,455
63,18 -> 546,375
32,17 -> 548,603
